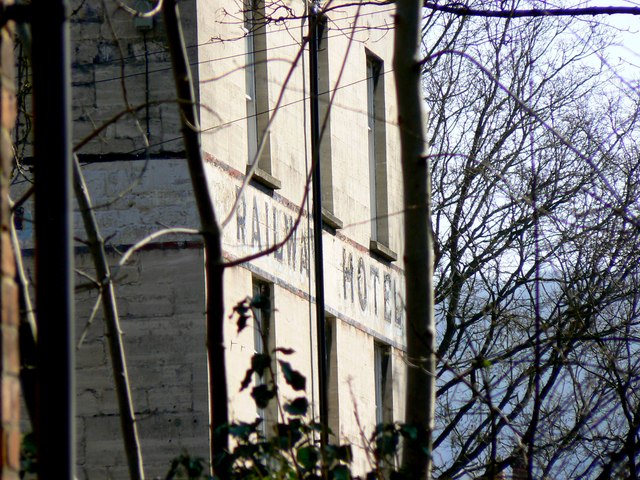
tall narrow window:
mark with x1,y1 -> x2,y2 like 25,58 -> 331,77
252,279 -> 275,436
245,0 -> 280,189
374,343 -> 392,425
317,17 -> 342,229
245,6 -> 259,167
326,315 -> 340,437
366,53 -> 395,261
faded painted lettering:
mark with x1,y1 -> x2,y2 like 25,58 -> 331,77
370,266 -> 379,315
236,189 -> 246,243
357,257 -> 367,311
383,273 -> 392,323
341,248 -> 404,327
251,197 -> 261,249
343,249 -> 354,302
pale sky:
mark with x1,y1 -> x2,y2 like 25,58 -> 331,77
584,0 -> 640,82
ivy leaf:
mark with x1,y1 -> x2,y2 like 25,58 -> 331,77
330,464 -> 351,480
275,347 -> 295,355
251,293 -> 270,311
278,360 -> 306,391
284,397 -> 308,416
233,443 -> 261,461
233,300 -> 251,333
228,422 -> 255,440
375,429 -> 399,457
297,446 -> 319,470
325,443 -> 351,464
237,315 -> 248,333
251,353 -> 271,377
240,368 -> 253,392
276,421 -> 303,448
308,421 -> 323,433
335,445 -> 352,462
251,384 -> 275,409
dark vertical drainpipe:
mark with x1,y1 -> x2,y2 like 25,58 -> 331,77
32,0 -> 74,478
309,2 -> 328,445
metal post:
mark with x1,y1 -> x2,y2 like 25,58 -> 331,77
32,1 -> 74,478
309,4 -> 329,444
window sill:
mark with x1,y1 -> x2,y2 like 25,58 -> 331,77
322,209 -> 343,230
370,240 -> 397,262
247,165 -> 282,190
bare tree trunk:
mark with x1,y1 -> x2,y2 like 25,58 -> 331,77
73,157 -> 145,480
162,2 -> 229,477
394,2 -> 435,480
0,6 -> 21,477
10,217 -> 38,424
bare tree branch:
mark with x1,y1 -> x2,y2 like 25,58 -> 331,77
162,1 -> 230,476
73,156 -> 145,480
424,2 -> 640,18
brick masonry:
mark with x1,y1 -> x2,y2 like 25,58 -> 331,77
72,249 -> 209,480
67,0 -> 198,157
0,0 -> 20,478
13,1 -> 198,161
14,244 -> 210,479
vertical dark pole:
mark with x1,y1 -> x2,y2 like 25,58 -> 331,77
32,1 -> 74,478
309,3 -> 329,445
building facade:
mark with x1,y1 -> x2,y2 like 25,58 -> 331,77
13,1 -> 407,477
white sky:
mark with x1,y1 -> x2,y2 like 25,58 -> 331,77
584,0 -> 640,81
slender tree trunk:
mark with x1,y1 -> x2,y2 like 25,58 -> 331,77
162,2 -> 229,477
73,157 -> 145,480
394,3 -> 435,480
0,5 -> 21,477
11,218 -> 38,424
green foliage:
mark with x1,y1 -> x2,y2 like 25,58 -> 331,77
20,432 -> 37,478
232,298 -> 252,334
166,297 -> 427,479
165,453 -> 209,480
284,397 -> 308,416
232,293 -> 272,335
251,383 -> 276,409
278,360 -> 306,391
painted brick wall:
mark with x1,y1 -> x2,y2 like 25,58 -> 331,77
11,157 -> 209,478
0,1 -> 20,478
69,0 -> 196,156
73,249 -> 209,479
14,0 -> 198,160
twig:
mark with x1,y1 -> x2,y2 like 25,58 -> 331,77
162,1 -> 230,476
117,227 -> 200,268
76,292 -> 103,348
73,156 -> 145,480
